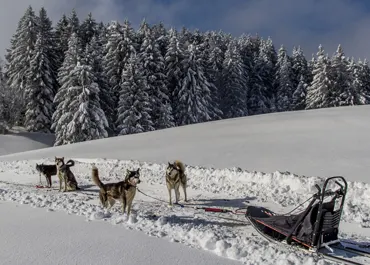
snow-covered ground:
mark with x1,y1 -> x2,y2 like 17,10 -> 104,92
0,126 -> 54,156
1,105 -> 370,264
1,105 -> 370,183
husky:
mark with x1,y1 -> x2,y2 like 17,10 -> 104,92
55,157 -> 79,192
166,160 -> 187,206
35,163 -> 57,187
91,165 -> 141,216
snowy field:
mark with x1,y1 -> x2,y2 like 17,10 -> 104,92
0,126 -> 54,156
1,105 -> 370,264
1,105 -> 370,183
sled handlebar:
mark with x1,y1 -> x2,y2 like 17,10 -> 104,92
314,177 -> 346,198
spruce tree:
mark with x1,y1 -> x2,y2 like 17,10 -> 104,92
352,58 -> 370,104
51,33 -> 82,145
138,26 -> 174,129
0,60 -> 7,133
64,63 -> 108,143
6,6 -> 38,125
85,35 -> 115,133
254,37 -> 277,112
116,53 -> 154,135
306,45 -> 332,109
331,45 -> 352,106
220,40 -> 248,118
164,28 -> 186,112
37,7 -> 58,95
291,46 -> 309,110
54,14 -> 70,71
80,12 -> 98,48
24,32 -> 55,132
103,20 -> 137,131
275,45 -> 294,112
291,75 -> 307,110
175,44 -> 213,125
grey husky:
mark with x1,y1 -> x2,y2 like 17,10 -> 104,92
166,160 -> 188,205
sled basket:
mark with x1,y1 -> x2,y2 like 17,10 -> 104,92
246,176 -> 347,250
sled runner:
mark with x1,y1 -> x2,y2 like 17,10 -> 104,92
246,176 -> 370,265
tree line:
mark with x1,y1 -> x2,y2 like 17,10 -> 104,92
0,6 -> 369,144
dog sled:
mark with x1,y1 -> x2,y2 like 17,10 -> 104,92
245,176 -> 370,265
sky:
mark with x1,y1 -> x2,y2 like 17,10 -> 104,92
1,0 -> 370,61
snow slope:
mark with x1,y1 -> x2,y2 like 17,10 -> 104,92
0,105 -> 370,265
0,126 -> 54,156
1,105 -> 369,183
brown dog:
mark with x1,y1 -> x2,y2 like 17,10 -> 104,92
92,165 -> 141,216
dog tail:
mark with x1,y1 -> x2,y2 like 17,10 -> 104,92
92,165 -> 105,191
174,160 -> 185,173
66,159 -> 75,167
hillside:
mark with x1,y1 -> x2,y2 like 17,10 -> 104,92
1,105 -> 370,183
0,105 -> 370,265
0,127 -> 55,156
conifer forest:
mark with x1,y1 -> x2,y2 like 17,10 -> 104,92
0,6 -> 369,145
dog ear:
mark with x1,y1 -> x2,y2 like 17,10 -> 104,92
137,168 -> 140,172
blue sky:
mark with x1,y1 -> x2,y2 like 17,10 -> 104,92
1,0 -> 370,61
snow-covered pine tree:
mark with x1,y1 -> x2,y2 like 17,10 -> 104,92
84,35 -> 115,134
350,58 -> 370,105
290,46 -> 309,110
138,26 -> 174,129
291,46 -> 309,88
306,45 -> 332,109
97,22 -> 108,47
164,28 -> 186,112
6,5 -> 38,125
64,63 -> 108,143
152,22 -> 169,57
174,43 -> 215,125
36,7 -> 58,95
116,53 -> 154,135
54,14 -> 70,71
24,31 -> 55,133
331,45 -> 355,106
254,37 -> 277,112
220,40 -> 248,118
68,9 -> 80,37
51,32 -> 82,145
103,20 -> 137,131
196,32 -> 223,121
206,39 -> 225,119
0,60 -> 7,133
275,45 -> 294,112
80,12 -> 98,48
136,18 -> 150,49
291,75 -> 307,110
